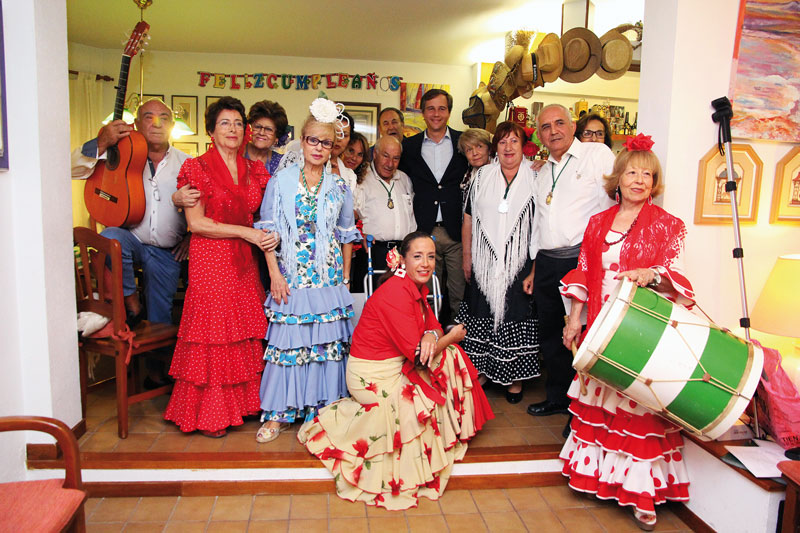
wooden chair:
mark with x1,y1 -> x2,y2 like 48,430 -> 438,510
74,226 -> 178,438
0,416 -> 86,532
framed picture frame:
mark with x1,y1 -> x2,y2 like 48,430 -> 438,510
173,141 -> 199,158
205,95 -> 222,112
143,93 -> 165,103
695,144 -> 762,225
339,101 -> 381,145
769,146 -> 800,224
205,142 -> 212,153
171,95 -> 197,134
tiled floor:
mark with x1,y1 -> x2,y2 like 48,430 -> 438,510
80,378 -> 568,453
84,487 -> 695,532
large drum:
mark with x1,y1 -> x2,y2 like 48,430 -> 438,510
573,278 -> 763,440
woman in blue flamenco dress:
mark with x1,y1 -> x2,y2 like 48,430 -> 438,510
255,99 -> 361,443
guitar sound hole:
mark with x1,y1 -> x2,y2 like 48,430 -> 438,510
106,145 -> 120,170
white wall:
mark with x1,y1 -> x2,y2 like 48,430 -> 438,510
640,0 -> 799,334
0,0 -> 79,481
67,44 -> 473,146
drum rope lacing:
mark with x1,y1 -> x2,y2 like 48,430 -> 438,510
587,297 -> 752,435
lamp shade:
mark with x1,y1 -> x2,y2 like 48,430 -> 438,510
170,117 -> 195,139
750,254 -> 800,338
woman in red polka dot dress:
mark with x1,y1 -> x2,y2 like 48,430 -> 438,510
163,97 -> 277,437
559,135 -> 694,531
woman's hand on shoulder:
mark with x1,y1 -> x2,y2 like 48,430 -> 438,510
530,159 -> 546,172
270,272 -> 291,305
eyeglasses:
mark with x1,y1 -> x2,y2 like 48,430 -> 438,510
304,136 -> 334,149
581,129 -> 605,139
251,124 -> 275,135
217,119 -> 245,130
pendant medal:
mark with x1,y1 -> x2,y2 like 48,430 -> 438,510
546,192 -> 552,205
387,198 -> 394,209
498,200 -> 509,213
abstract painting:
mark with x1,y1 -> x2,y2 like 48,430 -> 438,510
729,0 -> 800,142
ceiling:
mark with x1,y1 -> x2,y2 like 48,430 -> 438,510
67,0 -> 644,66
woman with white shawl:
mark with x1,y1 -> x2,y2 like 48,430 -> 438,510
455,121 -> 540,404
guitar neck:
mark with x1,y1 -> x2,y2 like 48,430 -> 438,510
112,55 -> 132,122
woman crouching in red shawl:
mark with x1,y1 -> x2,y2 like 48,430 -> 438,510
559,135 -> 694,531
298,231 -> 493,511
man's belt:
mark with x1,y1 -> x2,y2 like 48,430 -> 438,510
373,240 -> 402,249
538,243 -> 582,259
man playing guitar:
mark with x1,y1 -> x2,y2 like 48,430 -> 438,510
71,98 -> 195,329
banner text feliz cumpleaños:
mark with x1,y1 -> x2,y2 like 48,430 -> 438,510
197,71 -> 403,91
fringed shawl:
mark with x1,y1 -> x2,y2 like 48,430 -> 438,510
469,162 -> 536,330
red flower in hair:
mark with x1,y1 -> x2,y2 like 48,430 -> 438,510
623,133 -> 655,152
522,127 -> 540,157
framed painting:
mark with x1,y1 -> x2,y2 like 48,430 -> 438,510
171,95 -> 197,133
399,82 -> 450,136
339,101 -> 380,145
729,0 -> 800,142
173,141 -> 198,158
143,93 -> 165,103
695,144 -> 762,225
205,95 -> 222,112
769,146 -> 800,224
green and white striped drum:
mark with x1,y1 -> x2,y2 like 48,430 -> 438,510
573,278 -> 763,440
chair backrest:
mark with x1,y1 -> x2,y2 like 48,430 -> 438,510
73,227 -> 126,333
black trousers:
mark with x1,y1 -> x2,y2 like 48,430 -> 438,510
533,252 -> 579,405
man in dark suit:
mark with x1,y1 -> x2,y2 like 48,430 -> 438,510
399,89 -> 469,322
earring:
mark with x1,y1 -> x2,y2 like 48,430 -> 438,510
615,186 -> 621,203
647,195 -> 653,205
394,264 -> 406,278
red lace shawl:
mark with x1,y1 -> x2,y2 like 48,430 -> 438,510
567,202 -> 694,329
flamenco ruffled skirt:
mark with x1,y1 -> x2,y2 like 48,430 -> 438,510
260,285 -> 355,423
298,346 -> 493,510
558,374 -> 690,513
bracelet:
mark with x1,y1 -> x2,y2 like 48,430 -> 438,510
648,269 -> 661,287
423,329 -> 440,343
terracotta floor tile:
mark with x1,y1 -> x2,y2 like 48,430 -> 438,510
86,415 -> 110,431
163,521 -> 206,533
129,496 -> 178,522
482,413 -> 514,429
82,431 -> 122,453
471,489 -> 514,513
148,433 -> 191,453
89,497 -> 140,522
444,513 -> 488,532
481,510 -> 526,532
328,494 -> 366,518
287,518 -> 328,533
227,418 -> 263,433
553,507 -> 605,532
251,494 -> 291,520
221,431 -> 260,452
407,514 -> 447,531
589,505 -> 642,532
538,413 -> 571,428
518,508 -> 566,532
490,427 -> 528,446
505,411 -> 536,427
170,496 -> 216,522
539,484 -> 587,509
248,520 -> 289,532
654,507 -> 692,532
85,497 -> 103,517
520,426 -> 560,445
438,489 -> 478,514
185,434 -> 225,452
366,503 -> 401,517
550,427 -> 568,444
113,433 -> 158,453
329,517 -> 368,533
505,487 -> 548,511
211,495 -> 254,521
289,494 -> 328,520
86,523 -> 124,533
128,416 -> 171,434
207,521 -> 249,532
487,397 -> 508,414
122,523 -> 165,532
403,496 -> 441,515
128,396 -> 169,416
367,515 -> 409,532
466,430 -> 494,448
258,431 -> 300,452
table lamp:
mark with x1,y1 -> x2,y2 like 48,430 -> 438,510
750,254 -> 800,459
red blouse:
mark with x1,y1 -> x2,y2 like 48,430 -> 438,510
351,274 -> 441,362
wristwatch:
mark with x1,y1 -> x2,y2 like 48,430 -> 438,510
342,278 -> 350,285
648,269 -> 661,287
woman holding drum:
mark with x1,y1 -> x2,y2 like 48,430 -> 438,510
559,134 -> 694,531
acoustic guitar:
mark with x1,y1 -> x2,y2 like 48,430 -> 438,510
84,21 -> 150,228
